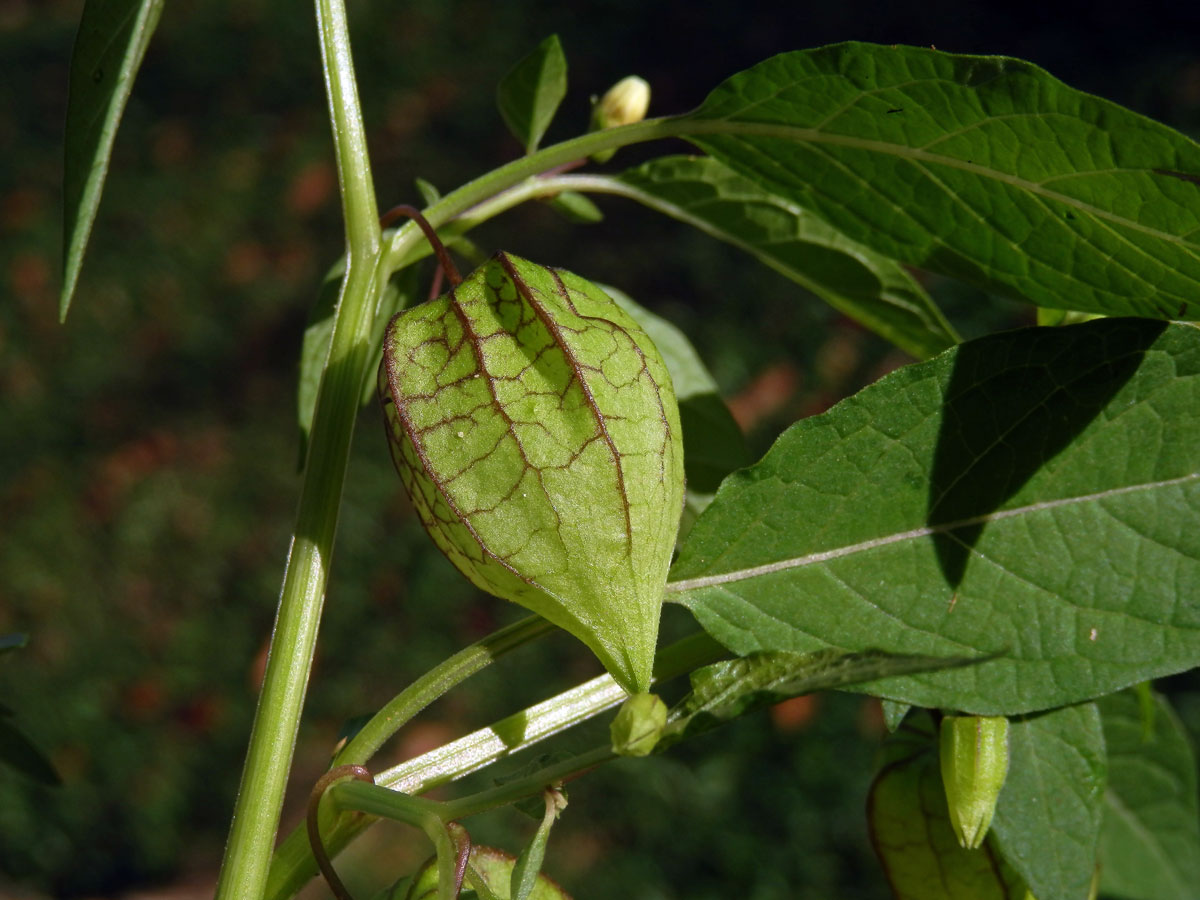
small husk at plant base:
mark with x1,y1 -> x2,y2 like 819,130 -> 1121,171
379,252 -> 684,694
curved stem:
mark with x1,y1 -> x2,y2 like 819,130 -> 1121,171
328,780 -> 467,900
308,766 -> 374,900
215,1 -> 380,897
332,614 -> 555,768
380,204 -> 462,286
378,117 -> 686,276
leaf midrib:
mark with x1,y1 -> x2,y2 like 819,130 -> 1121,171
666,471 -> 1200,592
676,119 -> 1199,252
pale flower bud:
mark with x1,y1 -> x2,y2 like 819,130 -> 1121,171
594,76 -> 651,129
590,76 -> 651,163
939,714 -> 1010,849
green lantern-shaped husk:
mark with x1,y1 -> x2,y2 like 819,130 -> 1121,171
379,252 -> 685,694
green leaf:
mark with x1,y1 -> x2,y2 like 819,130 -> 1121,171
510,789 -> 565,900
882,700 -> 912,732
61,0 -> 164,320
0,718 -> 60,786
612,156 -> 959,359
297,263 -> 417,467
868,721 -> 1013,900
543,191 -> 604,224
407,847 -> 571,900
1096,689 -> 1200,900
602,285 -> 749,510
497,35 -> 568,154
671,319 -> 1200,714
493,752 -> 574,820
380,254 -> 685,693
415,177 -> 441,207
0,633 -> 28,655
682,42 -> 1200,320
661,647 -> 981,750
989,704 -> 1105,900
1037,308 -> 1103,328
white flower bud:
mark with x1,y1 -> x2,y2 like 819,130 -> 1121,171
594,76 -> 651,129
589,76 -> 651,163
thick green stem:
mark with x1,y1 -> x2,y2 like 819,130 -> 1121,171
214,1 -> 380,897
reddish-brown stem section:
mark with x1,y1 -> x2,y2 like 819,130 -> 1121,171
380,204 -> 462,287
448,822 -> 472,894
428,264 -> 446,301
307,764 -> 374,900
539,157 -> 589,178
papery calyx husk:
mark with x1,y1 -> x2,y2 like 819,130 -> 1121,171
379,252 -> 684,693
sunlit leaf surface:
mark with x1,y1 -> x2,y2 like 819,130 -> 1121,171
672,319 -> 1200,713
683,43 -> 1200,319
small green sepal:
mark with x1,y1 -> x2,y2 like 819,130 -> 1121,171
610,692 -> 668,757
939,714 -> 1010,849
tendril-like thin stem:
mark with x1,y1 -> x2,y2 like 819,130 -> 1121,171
380,204 -> 462,287
307,765 -> 374,900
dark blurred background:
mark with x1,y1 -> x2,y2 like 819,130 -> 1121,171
3,1 -> 1199,897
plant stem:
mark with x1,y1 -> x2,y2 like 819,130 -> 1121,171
214,1 -> 380,897
326,741 -> 611,826
438,745 -> 614,821
378,117 -> 684,275
265,631 -> 724,900
332,614 -> 556,767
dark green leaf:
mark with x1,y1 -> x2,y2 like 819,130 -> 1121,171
0,633 -> 28,655
882,700 -> 912,732
868,722 -> 1013,900
0,719 -> 60,786
1096,689 -> 1200,900
675,393 -> 750,497
497,35 -> 567,154
415,177 -> 441,207
612,156 -> 959,358
682,42 -> 1200,320
543,191 -> 604,224
510,789 -> 564,900
494,752 -> 574,820
603,285 -> 749,510
407,846 -> 571,900
661,647 -> 981,750
671,319 -> 1200,714
990,704 -> 1105,900
61,0 -> 164,320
